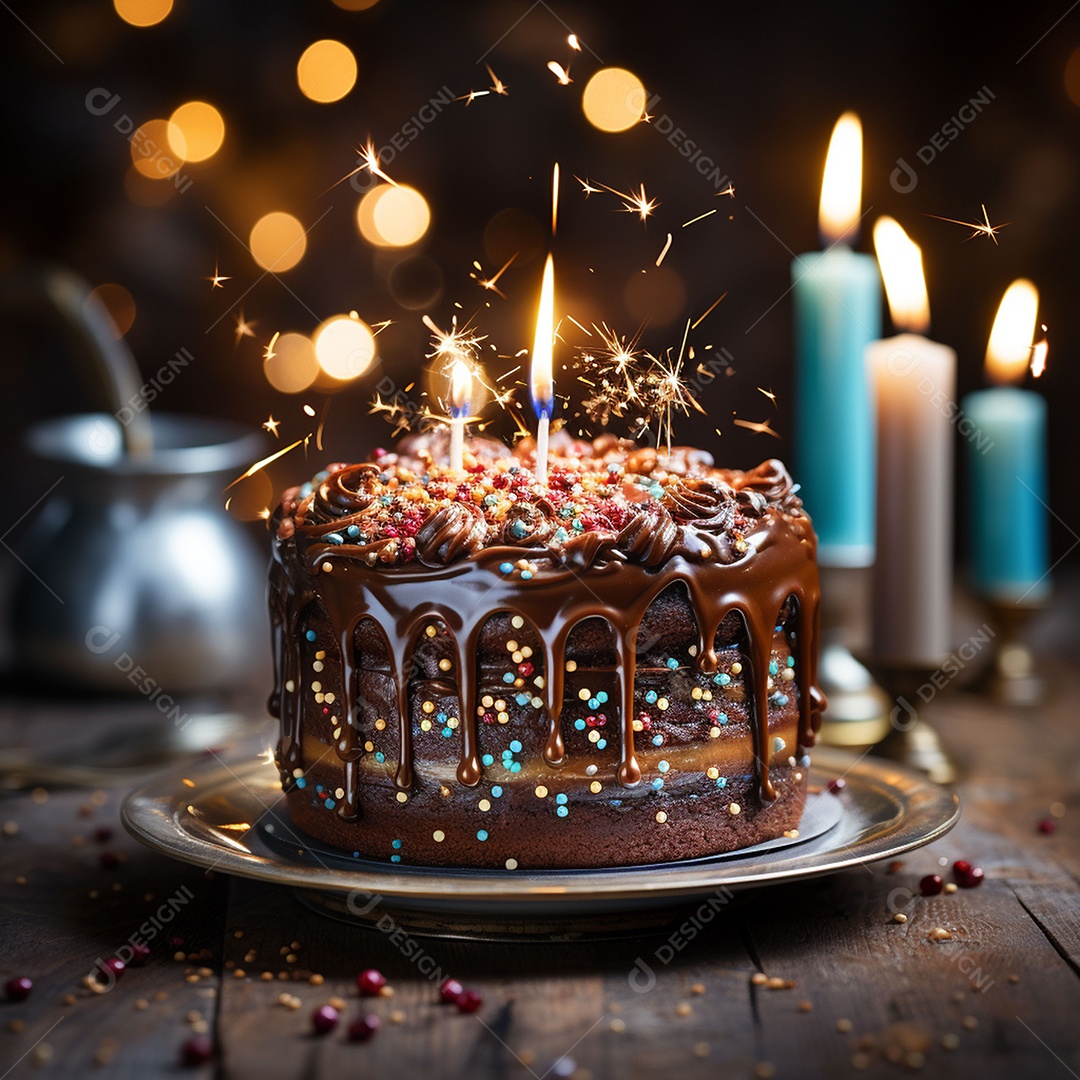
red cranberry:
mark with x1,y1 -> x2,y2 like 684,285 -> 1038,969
919,874 -> 944,896
97,958 -> 125,983
348,1013 -> 381,1042
180,1035 -> 213,1066
129,943 -> 151,966
953,862 -> 985,888
93,826 -> 113,844
356,969 -> 386,996
455,989 -> 482,1013
439,977 -> 464,1003
5,977 -> 32,1001
1038,818 -> 1056,835
827,778 -> 846,794
311,1004 -> 340,1034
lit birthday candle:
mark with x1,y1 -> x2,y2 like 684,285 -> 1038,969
531,253 -> 555,487
962,280 -> 1049,601
792,112 -> 881,567
447,355 -> 472,473
867,217 -> 956,663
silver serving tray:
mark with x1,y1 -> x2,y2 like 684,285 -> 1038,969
122,742 -> 958,935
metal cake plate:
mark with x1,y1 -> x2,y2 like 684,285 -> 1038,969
122,743 -> 959,938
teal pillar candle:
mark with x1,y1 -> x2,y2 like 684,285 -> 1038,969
961,386 -> 1049,601
792,248 -> 881,566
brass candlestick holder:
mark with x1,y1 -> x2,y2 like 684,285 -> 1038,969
980,596 -> 1047,707
854,654 -> 958,786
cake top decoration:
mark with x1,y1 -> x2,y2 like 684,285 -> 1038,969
278,434 -> 803,570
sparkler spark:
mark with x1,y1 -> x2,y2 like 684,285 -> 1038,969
225,436 -> 310,491
682,209 -> 717,228
486,64 -> 508,95
567,33 -> 581,50
585,178 -> 659,222
733,417 -> 782,439
575,175 -> 602,197
715,183 -> 736,198
656,233 -> 673,266
547,61 -> 572,85
690,291 -> 727,330
234,312 -> 257,342
263,331 -> 280,362
456,89 -> 491,105
207,260 -> 230,288
262,415 -> 281,438
471,252 -> 518,298
926,203 -> 1008,244
552,161 -> 560,235
756,386 -> 778,408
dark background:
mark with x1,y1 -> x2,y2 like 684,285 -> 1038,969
1,0 -> 1077,565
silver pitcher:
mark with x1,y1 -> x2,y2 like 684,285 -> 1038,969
10,412 -> 271,695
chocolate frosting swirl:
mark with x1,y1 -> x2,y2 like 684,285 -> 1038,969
663,476 -> 737,529
499,502 -> 557,547
415,502 -> 488,565
617,504 -> 679,567
311,463 -> 381,521
732,459 -> 801,517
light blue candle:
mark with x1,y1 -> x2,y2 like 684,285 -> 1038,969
792,113 -> 880,567
962,386 -> 1048,601
792,247 -> 881,566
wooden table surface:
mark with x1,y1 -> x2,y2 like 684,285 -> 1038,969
1,587 -> 1078,1080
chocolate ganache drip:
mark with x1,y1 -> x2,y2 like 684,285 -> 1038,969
269,440 -> 824,820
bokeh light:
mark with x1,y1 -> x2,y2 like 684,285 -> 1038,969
356,185 -> 430,247
313,315 -> 377,382
168,102 -> 225,162
297,40 -> 358,103
264,332 -> 319,393
249,212 -> 307,272
130,119 -> 185,179
114,0 -> 172,27
87,283 -> 136,338
331,0 -> 381,9
582,67 -> 647,132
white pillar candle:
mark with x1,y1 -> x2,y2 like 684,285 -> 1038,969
868,218 -> 956,664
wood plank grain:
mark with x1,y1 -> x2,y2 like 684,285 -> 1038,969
0,784 -> 226,1078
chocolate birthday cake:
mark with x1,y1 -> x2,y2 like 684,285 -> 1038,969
268,434 -> 824,869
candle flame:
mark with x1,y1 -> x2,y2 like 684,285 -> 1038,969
986,278 -> 1039,385
1031,331 -> 1049,378
819,112 -> 863,245
450,356 -> 473,415
531,253 -> 555,417
873,216 -> 930,334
